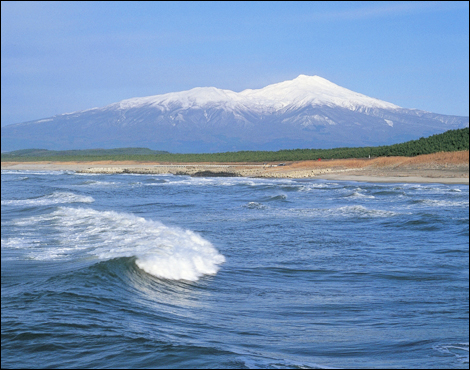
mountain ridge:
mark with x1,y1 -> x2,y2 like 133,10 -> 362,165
93,74 -> 400,113
2,75 -> 468,153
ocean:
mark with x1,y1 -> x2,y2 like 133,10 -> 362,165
1,170 -> 468,369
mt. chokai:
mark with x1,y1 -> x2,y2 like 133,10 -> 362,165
2,75 -> 468,153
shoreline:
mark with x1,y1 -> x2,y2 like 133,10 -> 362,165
2,154 -> 468,185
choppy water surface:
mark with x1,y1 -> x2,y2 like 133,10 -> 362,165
1,170 -> 468,369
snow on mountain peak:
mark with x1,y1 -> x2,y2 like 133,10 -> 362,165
112,75 -> 400,113
239,74 -> 400,111
116,86 -> 241,111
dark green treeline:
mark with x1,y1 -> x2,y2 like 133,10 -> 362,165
2,128 -> 468,163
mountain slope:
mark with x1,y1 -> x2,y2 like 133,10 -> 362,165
2,75 -> 468,153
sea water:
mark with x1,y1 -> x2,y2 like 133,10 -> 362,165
1,170 -> 468,369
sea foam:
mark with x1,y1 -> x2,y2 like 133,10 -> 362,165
1,192 -> 94,206
12,207 -> 225,281
434,342 -> 469,364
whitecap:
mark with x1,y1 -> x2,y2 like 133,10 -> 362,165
243,202 -> 267,210
346,191 -> 375,199
78,180 -> 117,186
416,199 -> 469,208
262,194 -> 288,202
1,192 -> 94,206
238,352 -> 341,369
1,237 -> 34,249
334,205 -> 397,217
12,207 -> 225,281
1,175 -> 29,182
298,183 -> 330,192
433,342 -> 469,364
289,205 -> 402,219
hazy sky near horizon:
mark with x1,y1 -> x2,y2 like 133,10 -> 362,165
1,1 -> 469,126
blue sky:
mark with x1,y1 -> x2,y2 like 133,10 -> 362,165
1,1 -> 468,126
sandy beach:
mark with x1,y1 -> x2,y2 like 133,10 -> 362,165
2,151 -> 468,184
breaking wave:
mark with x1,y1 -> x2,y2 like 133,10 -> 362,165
262,194 -> 288,202
243,202 -> 268,210
78,180 -> 117,186
10,207 -> 225,281
1,192 -> 94,206
346,191 -> 375,199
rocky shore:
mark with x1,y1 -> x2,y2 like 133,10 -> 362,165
75,164 -> 336,179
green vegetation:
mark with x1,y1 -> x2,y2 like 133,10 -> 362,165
1,147 -> 168,158
1,147 -> 169,161
2,128 -> 468,163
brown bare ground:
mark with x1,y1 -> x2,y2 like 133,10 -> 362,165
244,151 -> 469,181
284,151 -> 469,170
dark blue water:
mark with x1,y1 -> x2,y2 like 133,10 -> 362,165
1,170 -> 468,369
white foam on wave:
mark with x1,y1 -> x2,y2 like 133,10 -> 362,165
298,183 -> 332,192
73,172 -> 101,176
347,191 -> 375,199
1,175 -> 29,182
238,353 -> 341,369
10,207 -> 225,281
334,205 -> 397,217
149,176 -> 237,187
243,202 -> 268,210
1,191 -> 94,206
264,193 -> 288,202
284,205 -> 403,219
148,175 -> 295,188
434,342 -> 469,364
290,205 -> 397,218
417,199 -> 469,208
78,180 -> 117,186
1,237 -> 34,249
404,184 -> 468,196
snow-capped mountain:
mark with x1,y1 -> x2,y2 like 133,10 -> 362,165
2,75 -> 468,152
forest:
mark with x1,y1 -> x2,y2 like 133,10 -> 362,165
2,127 -> 468,163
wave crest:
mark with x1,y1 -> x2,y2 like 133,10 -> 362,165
1,192 -> 94,206
11,207 -> 225,281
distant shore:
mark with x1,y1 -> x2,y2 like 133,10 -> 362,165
1,151 -> 468,184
